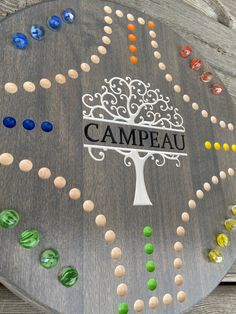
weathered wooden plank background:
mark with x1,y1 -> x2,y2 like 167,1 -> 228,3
0,0 -> 236,313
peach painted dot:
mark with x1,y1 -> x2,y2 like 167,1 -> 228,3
117,283 -> 128,297
40,78 -> 52,89
134,299 -> 144,312
54,176 -> 66,189
55,74 -> 66,84
149,296 -> 159,309
97,46 -> 107,55
201,110 -> 208,118
68,69 -> 79,80
104,16 -> 113,24
95,214 -> 107,227
174,85 -> 181,93
204,182 -> 211,192
116,10 -> 124,18
104,26 -> 112,34
38,167 -> 51,180
211,116 -> 217,124
212,176 -> 219,184
19,159 -> 33,172
127,13 -> 135,21
0,153 -> 14,166
83,200 -> 94,213
149,30 -> 157,38
23,81 -> 36,93
111,247 -> 122,260
174,241 -> 183,252
177,291 -> 186,303
163,294 -> 173,305
175,274 -> 184,286
183,94 -> 190,102
174,258 -> 183,269
114,265 -> 126,278
5,82 -> 18,94
137,17 -> 145,25
158,62 -> 166,70
196,190 -> 204,199
151,40 -> 158,48
188,200 -> 196,209
104,6 -> 112,14
165,74 -> 173,82
154,51 -> 161,59
220,171 -> 227,180
176,226 -> 185,237
219,120 -> 226,128
102,36 -> 111,45
91,55 -> 100,64
228,123 -> 234,131
105,230 -> 116,243
81,63 -> 91,72
228,168 -> 235,176
192,102 -> 199,110
181,212 -> 190,222
69,188 -> 81,200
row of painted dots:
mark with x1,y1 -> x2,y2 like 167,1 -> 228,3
205,141 -> 236,152
209,204 -> 236,264
4,13 -> 112,94
3,117 -> 53,132
0,153 -> 81,200
147,26 -> 234,131
0,209 -> 79,287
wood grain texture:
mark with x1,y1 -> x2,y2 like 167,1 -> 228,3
0,0 -> 236,314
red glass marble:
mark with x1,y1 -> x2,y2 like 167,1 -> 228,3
201,72 -> 213,83
211,84 -> 224,95
180,45 -> 192,58
190,58 -> 202,70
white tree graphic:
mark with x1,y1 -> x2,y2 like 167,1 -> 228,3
82,77 -> 186,206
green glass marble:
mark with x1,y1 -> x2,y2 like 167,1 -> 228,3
40,249 -> 59,269
0,209 -> 19,228
143,226 -> 153,237
146,260 -> 156,272
144,243 -> 155,255
20,229 -> 40,249
58,267 -> 79,287
147,278 -> 157,291
118,303 -> 129,314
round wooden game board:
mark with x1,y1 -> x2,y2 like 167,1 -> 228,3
0,0 -> 236,313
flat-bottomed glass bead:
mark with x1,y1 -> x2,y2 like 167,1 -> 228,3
0,209 -> 19,228
146,260 -> 156,272
144,243 -> 155,254
147,278 -> 157,291
216,233 -> 229,247
20,229 -> 40,249
180,45 -> 192,58
58,266 -> 79,287
47,16 -> 62,31
211,84 -> 224,95
201,72 -> 213,83
225,219 -> 236,232
118,303 -> 129,314
3,116 -> 16,128
30,25 -> 45,40
12,33 -> 29,49
23,119 -> 35,130
61,8 -> 76,24
41,121 -> 53,132
40,248 -> 60,269
208,249 -> 223,263
190,58 -> 202,70
143,226 -> 153,237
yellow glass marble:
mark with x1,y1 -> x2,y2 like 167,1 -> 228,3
204,141 -> 212,150
232,144 -> 236,152
216,233 -> 229,247
214,142 -> 221,150
208,249 -> 223,263
225,219 -> 236,232
223,143 -> 230,151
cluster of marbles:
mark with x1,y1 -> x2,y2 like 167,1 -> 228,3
12,8 -> 76,49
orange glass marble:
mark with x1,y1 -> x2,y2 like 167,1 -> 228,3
148,21 -> 156,29
128,34 -> 136,42
127,23 -> 136,32
130,56 -> 138,64
129,45 -> 137,53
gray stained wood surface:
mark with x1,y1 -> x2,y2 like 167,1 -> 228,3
0,0 -> 236,313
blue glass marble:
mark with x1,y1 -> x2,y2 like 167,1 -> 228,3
23,119 -> 35,131
30,25 -> 45,40
41,121 -> 53,132
61,8 -> 76,24
47,16 -> 62,31
12,33 -> 29,49
3,117 -> 16,128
